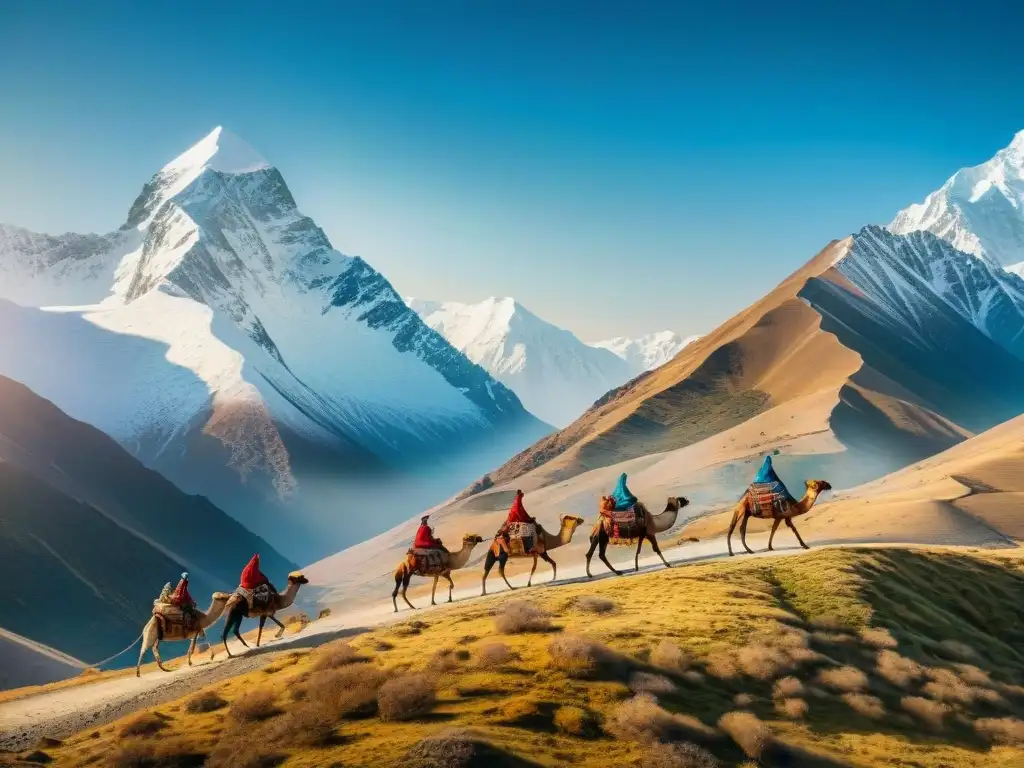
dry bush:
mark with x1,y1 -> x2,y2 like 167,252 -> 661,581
229,689 -> 281,723
431,648 -> 469,671
630,672 -> 678,696
104,740 -> 207,768
974,717 -> 1024,746
476,642 -> 517,669
775,698 -> 808,720
876,650 -> 923,688
817,666 -> 869,693
374,640 -> 395,651
499,696 -> 544,724
185,690 -> 227,714
900,696 -> 949,730
812,631 -> 855,646
548,634 -> 621,679
733,693 -> 755,707
705,652 -> 739,680
938,640 -> 976,661
718,711 -> 772,760
650,641 -> 692,672
773,676 -> 804,698
683,670 -> 705,685
641,742 -> 721,768
735,646 -> 796,681
494,600 -> 553,634
921,667 -> 1003,706
954,664 -> 992,686
402,729 -> 486,768
809,616 -> 850,631
860,627 -> 898,649
842,693 -> 885,719
119,712 -> 167,737
301,664 -> 390,718
377,672 -> 437,721
205,733 -> 284,768
317,608 -> 332,620
604,693 -> 715,744
575,595 -> 617,614
266,704 -> 337,748
310,641 -> 362,672
284,612 -> 309,627
554,705 -> 599,738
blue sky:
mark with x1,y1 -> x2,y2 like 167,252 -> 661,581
2,1 -> 1023,340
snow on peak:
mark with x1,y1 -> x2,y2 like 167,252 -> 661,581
591,330 -> 697,372
889,129 -> 1024,272
162,126 -> 271,177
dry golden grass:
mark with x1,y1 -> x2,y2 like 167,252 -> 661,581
26,547 -> 1024,768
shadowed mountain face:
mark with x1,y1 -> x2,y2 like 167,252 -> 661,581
0,375 -> 296,667
459,227 -> 1024,498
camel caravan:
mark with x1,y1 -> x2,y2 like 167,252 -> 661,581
389,456 -> 831,611
134,455 -> 831,671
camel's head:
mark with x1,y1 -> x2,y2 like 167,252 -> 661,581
286,572 -> 310,586
463,534 -> 485,545
805,480 -> 832,494
212,592 -> 233,602
560,515 -> 585,531
665,496 -> 690,512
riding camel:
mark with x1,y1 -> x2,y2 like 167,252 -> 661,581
392,534 -> 485,612
481,515 -> 585,594
726,479 -> 832,556
586,496 -> 690,577
137,592 -> 232,676
221,572 -> 310,657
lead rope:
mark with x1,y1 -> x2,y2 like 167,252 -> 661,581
77,632 -> 145,670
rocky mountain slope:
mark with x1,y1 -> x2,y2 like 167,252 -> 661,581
407,296 -> 692,427
0,128 -> 548,558
0,375 -> 294,664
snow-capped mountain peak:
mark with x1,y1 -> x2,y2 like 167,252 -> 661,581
889,129 -> 1024,276
591,330 -> 697,372
167,126 -> 271,177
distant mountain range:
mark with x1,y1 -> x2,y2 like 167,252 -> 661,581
407,296 -> 694,427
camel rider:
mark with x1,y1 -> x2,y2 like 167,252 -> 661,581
413,515 -> 447,552
169,572 -> 198,622
603,473 -> 641,523
497,489 -> 535,542
240,553 -> 276,594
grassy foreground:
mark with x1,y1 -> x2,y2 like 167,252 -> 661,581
6,547 -> 1024,768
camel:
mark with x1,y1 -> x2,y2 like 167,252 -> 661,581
586,496 -> 689,578
137,592 -> 232,677
221,572 -> 310,657
726,479 -> 832,556
392,534 -> 485,612
481,515 -> 585,594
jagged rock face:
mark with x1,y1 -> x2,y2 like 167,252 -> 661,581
0,127 -> 547,558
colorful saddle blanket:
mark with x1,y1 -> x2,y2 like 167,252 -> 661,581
234,584 -> 276,613
506,522 -> 538,555
607,506 -> 643,542
748,481 -> 795,517
152,603 -> 200,634
410,547 -> 447,574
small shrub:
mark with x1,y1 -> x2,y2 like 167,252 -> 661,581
630,672 -> 678,696
499,696 -> 544,724
185,690 -> 227,714
604,693 -> 714,744
641,742 -> 721,768
105,741 -> 207,768
842,693 -> 885,719
374,640 -> 395,651
317,608 -> 332,620
735,646 -> 795,681
378,673 -> 437,721
494,600 -> 553,634
705,652 -> 739,680
876,650 -> 923,688
548,635 -> 621,679
682,670 -> 705,685
775,698 -> 808,719
431,648 -> 468,671
119,713 -> 167,737
476,642 -> 517,668
817,666 -> 868,692
650,641 -> 692,672
954,664 -> 992,686
303,665 -> 390,718
402,729 -> 483,768
974,717 -> 1024,746
860,627 -> 898,649
229,689 -> 281,723
284,612 -> 309,627
773,676 -> 804,698
554,705 -> 599,738
575,595 -> 617,614
267,704 -> 336,748
718,711 -> 772,760
205,734 -> 284,768
310,641 -> 362,672
900,696 -> 949,730
937,640 -> 976,661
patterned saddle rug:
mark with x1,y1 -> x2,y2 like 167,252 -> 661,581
233,584 -> 276,614
505,522 -> 538,555
603,505 -> 644,545
748,481 -> 795,518
409,547 -> 447,574
152,603 -> 200,636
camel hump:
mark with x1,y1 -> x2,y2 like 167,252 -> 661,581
213,591 -> 233,601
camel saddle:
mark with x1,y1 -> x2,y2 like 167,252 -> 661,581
748,481 -> 794,518
234,584 -> 277,614
409,547 -> 447,574
599,505 -> 643,545
505,522 -> 538,556
152,603 -> 200,635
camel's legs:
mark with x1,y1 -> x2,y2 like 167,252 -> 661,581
767,518 -> 782,551
137,619 -> 157,677
785,518 -> 810,550
595,532 -> 622,576
392,570 -> 404,612
482,549 -> 497,596
431,575 -> 439,606
257,616 -> 266,647
222,616 -> 233,659
726,504 -> 743,556
634,533 -> 646,571
270,615 -> 286,639
648,534 -> 671,568
527,556 -> 538,587
444,571 -> 455,603
152,638 -> 169,672
497,549 -> 516,592
234,614 -> 250,650
400,571 -> 416,611
187,635 -> 197,666
540,551 -> 557,583
585,534 -> 600,578
739,514 -> 754,554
